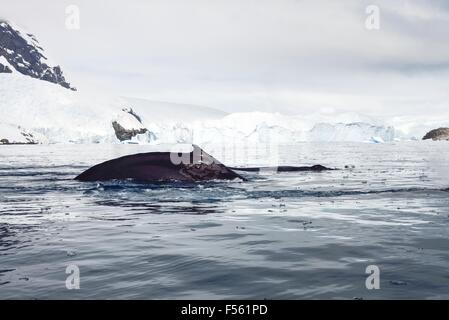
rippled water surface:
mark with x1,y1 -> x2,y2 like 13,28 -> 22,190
1,142 -> 449,299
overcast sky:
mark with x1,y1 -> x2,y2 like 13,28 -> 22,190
1,0 -> 449,116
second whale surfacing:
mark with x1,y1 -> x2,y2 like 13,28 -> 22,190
75,145 -> 333,183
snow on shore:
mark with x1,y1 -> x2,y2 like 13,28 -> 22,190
1,72 -> 445,145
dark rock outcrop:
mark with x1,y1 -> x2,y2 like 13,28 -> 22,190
123,107 -> 142,123
0,137 -> 38,145
0,62 -> 12,73
111,107 -> 149,141
0,20 -> 76,90
422,128 -> 449,141
112,121 -> 148,141
20,131 -> 38,144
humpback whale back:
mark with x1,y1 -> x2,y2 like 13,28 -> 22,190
75,145 -> 245,182
75,144 -> 334,183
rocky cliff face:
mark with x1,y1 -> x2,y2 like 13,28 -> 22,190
112,108 -> 149,142
422,128 -> 449,141
0,20 -> 75,90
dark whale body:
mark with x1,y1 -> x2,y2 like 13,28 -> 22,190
75,145 -> 244,182
75,145 -> 333,183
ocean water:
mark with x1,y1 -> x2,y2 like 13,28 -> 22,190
1,142 -> 449,299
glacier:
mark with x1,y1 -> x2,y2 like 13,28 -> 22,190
0,70 -> 436,145
3,70 -> 448,146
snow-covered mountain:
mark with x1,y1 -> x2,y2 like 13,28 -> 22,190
0,71 -> 228,144
0,20 -> 75,90
2,20 -> 441,146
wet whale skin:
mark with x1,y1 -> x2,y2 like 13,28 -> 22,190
75,145 -> 244,182
75,145 -> 333,183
